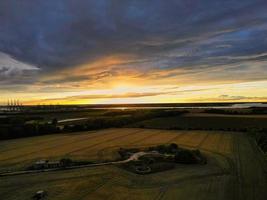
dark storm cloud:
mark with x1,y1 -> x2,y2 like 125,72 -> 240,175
0,0 -> 267,84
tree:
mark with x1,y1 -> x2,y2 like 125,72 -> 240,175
52,118 -> 58,126
174,150 -> 197,164
60,158 -> 72,167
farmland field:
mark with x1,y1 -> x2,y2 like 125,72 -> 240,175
0,128 -> 266,200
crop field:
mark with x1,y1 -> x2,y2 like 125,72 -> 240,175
0,128 -> 266,199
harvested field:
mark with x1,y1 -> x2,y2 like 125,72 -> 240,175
0,128 -> 266,200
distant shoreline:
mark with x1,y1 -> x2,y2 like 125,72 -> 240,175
1,102 -> 267,108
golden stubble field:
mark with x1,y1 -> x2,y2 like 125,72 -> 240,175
0,128 -> 266,200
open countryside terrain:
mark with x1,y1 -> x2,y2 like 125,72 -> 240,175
0,128 -> 266,200
130,113 -> 267,130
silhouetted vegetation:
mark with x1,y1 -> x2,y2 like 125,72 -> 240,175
132,116 -> 267,132
60,158 -> 73,167
0,116 -> 60,140
1,106 -> 267,140
250,107 -> 267,114
204,109 -> 244,115
0,109 -> 187,140
119,144 -> 206,174
1,117 -> 58,139
204,107 -> 267,115
63,110 -> 187,132
248,129 -> 267,153
148,143 -> 178,154
175,149 -> 206,164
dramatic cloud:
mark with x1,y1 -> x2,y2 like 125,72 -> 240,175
26,87 -> 217,104
0,0 -> 266,103
0,52 -> 39,85
218,95 -> 267,101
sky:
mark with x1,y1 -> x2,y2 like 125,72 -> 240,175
0,0 -> 267,105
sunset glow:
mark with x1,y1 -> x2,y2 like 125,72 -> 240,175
0,1 -> 266,105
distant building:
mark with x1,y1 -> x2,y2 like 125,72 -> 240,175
33,160 -> 61,169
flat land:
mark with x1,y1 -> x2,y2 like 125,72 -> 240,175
131,114 -> 267,130
0,128 -> 266,200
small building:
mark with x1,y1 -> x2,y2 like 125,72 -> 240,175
33,160 -> 61,169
